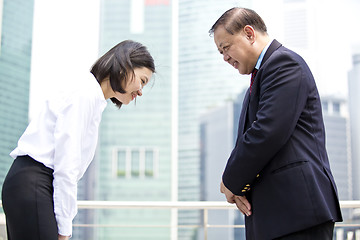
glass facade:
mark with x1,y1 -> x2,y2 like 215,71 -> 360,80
93,0 -> 173,239
178,0 -> 251,239
199,91 -> 247,240
321,97 -> 352,220
0,0 -> 34,192
349,54 -> 360,204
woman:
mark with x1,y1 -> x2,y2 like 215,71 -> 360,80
1,40 -> 155,240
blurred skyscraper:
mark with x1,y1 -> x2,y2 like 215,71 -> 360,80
349,54 -> 360,202
321,96 -> 352,220
321,96 -> 352,200
199,91 -> 247,240
199,102 -> 237,240
178,0 -> 250,238
90,0 -> 175,239
0,0 -> 34,193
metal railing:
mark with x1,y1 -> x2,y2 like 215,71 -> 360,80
1,200 -> 360,240
74,200 -> 360,239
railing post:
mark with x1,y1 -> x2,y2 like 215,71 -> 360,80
171,208 -> 178,240
203,209 -> 208,240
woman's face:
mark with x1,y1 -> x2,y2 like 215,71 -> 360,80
114,67 -> 153,105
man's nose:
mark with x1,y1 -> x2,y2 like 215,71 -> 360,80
223,53 -> 230,62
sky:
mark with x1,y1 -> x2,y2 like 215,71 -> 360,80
29,0 -> 100,118
29,0 -> 360,118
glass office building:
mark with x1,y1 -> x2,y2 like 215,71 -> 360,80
321,97 -> 352,201
349,54 -> 360,200
178,0 -> 250,238
93,0 -> 174,239
199,90 -> 247,240
349,54 -> 360,224
0,0 -> 34,192
321,97 -> 352,221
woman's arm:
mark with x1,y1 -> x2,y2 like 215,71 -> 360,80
52,94 -> 94,236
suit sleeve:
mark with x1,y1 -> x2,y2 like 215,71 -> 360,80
223,52 -> 310,195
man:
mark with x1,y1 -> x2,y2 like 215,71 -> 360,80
210,7 -> 342,239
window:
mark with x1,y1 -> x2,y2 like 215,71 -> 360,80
112,147 -> 159,178
333,102 -> 340,114
322,101 -> 328,113
116,150 -> 127,177
131,150 -> 140,176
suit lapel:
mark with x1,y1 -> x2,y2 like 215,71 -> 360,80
238,39 -> 282,134
239,89 -> 250,134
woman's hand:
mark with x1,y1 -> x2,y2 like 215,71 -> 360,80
58,235 -> 70,240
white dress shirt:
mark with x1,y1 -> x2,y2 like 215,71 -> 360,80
10,73 -> 107,236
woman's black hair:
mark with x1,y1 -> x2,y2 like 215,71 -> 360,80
90,40 -> 155,108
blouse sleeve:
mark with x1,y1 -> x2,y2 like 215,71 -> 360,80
52,94 -> 94,236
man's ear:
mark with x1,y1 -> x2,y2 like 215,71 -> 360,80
243,25 -> 255,43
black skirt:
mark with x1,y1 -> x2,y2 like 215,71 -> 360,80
1,155 -> 58,240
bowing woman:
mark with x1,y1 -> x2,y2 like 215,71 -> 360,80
1,40 -> 155,240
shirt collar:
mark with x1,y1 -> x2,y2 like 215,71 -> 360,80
254,39 -> 273,70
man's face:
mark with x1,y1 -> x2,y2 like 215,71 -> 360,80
214,25 -> 256,75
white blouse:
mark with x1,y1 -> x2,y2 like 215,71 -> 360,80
10,74 -> 107,236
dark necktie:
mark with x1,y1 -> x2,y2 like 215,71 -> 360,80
250,68 -> 258,94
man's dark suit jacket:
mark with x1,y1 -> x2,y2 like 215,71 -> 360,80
223,40 -> 343,239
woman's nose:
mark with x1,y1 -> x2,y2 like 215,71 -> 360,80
137,88 -> 143,96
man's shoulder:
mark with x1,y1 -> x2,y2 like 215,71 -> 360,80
265,45 -> 304,67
